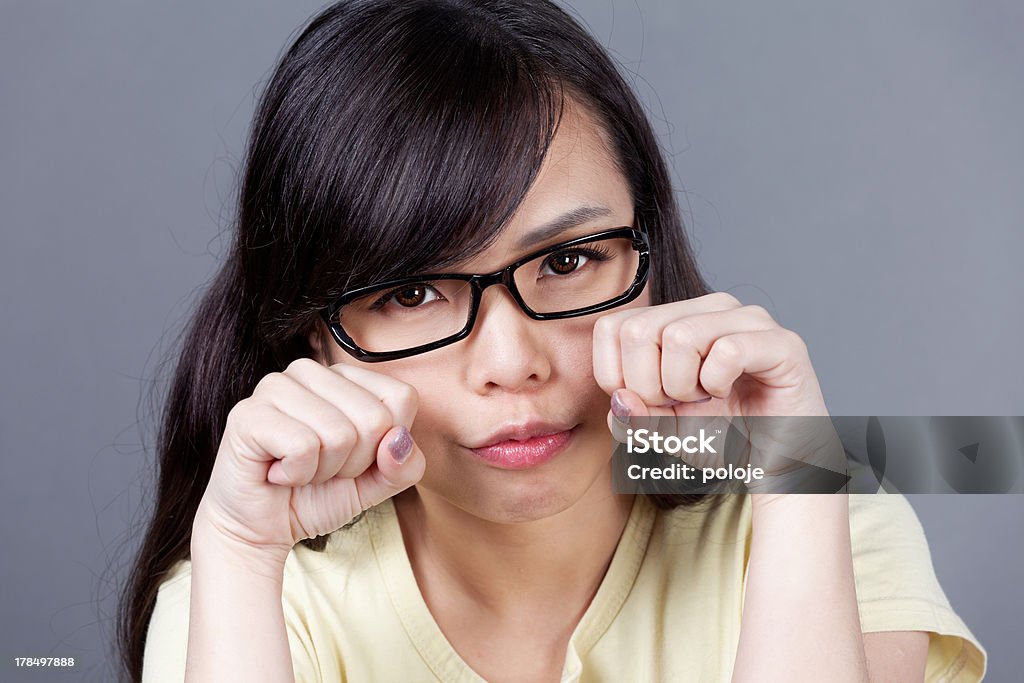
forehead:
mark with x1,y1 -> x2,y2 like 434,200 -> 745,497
453,100 -> 634,274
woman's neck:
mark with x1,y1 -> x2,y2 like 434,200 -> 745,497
393,475 -> 634,619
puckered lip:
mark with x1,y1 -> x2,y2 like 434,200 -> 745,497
468,419 -> 578,450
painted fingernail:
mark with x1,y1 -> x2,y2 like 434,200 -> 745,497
389,426 -> 413,464
611,390 -> 631,424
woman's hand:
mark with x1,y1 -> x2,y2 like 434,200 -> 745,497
593,292 -> 844,498
194,358 -> 427,561
593,291 -> 828,420
596,294 -> 869,680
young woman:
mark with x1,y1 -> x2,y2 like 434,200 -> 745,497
119,1 -> 986,681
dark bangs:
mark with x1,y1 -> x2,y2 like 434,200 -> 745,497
238,0 -> 562,342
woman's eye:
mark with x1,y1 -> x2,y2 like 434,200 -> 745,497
375,284 -> 441,310
541,251 -> 590,277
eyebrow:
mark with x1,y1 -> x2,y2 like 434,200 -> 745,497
514,205 -> 613,250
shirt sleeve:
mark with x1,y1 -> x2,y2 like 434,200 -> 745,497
848,493 -> 987,682
140,560 -> 323,683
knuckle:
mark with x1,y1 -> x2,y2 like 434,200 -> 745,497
619,317 -> 650,345
593,315 -> 618,339
225,397 -> 261,432
712,337 -> 742,361
285,357 -> 321,375
783,328 -> 808,352
358,404 -> 393,438
226,397 -> 251,424
711,292 -> 742,308
254,371 -> 287,395
743,304 -> 773,323
663,321 -> 699,350
282,426 -> 320,459
394,383 -> 419,413
318,419 -> 356,456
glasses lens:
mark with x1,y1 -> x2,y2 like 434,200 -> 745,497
338,279 -> 474,354
513,236 -> 640,314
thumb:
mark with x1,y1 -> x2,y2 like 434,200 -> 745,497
607,388 -> 655,442
608,388 -> 690,441
352,426 -> 426,510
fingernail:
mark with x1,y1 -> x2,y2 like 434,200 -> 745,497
390,426 -> 413,464
611,390 -> 631,424
690,396 -> 713,403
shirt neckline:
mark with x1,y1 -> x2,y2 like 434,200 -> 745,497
366,494 -> 657,683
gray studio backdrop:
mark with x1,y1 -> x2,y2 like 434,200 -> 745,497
1,1 -> 1021,680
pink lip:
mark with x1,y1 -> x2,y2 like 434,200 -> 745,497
469,426 -> 576,470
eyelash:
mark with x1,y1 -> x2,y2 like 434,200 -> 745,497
367,244 -> 615,311
541,244 -> 613,274
368,282 -> 443,312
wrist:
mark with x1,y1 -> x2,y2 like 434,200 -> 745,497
191,513 -> 291,580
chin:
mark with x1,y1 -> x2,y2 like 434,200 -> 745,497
482,478 -> 577,523
463,453 -> 609,523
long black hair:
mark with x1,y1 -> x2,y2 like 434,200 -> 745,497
116,1 -> 711,680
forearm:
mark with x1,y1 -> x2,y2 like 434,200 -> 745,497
732,495 -> 868,683
185,520 -> 296,683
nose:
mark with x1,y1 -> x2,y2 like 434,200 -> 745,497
464,284 -> 553,394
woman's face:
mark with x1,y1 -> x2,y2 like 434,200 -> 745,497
321,100 -> 650,523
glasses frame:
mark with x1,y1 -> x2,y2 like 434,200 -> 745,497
321,225 -> 651,362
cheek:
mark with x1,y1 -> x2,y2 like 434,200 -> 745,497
556,318 -> 603,386
380,367 -> 456,446
632,281 -> 653,308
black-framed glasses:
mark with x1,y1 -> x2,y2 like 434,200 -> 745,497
320,226 -> 651,362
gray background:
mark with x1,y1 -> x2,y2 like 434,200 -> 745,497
1,1 -> 1021,680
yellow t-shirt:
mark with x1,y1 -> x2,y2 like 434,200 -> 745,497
142,493 -> 986,682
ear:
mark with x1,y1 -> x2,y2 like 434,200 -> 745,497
306,322 -> 327,364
